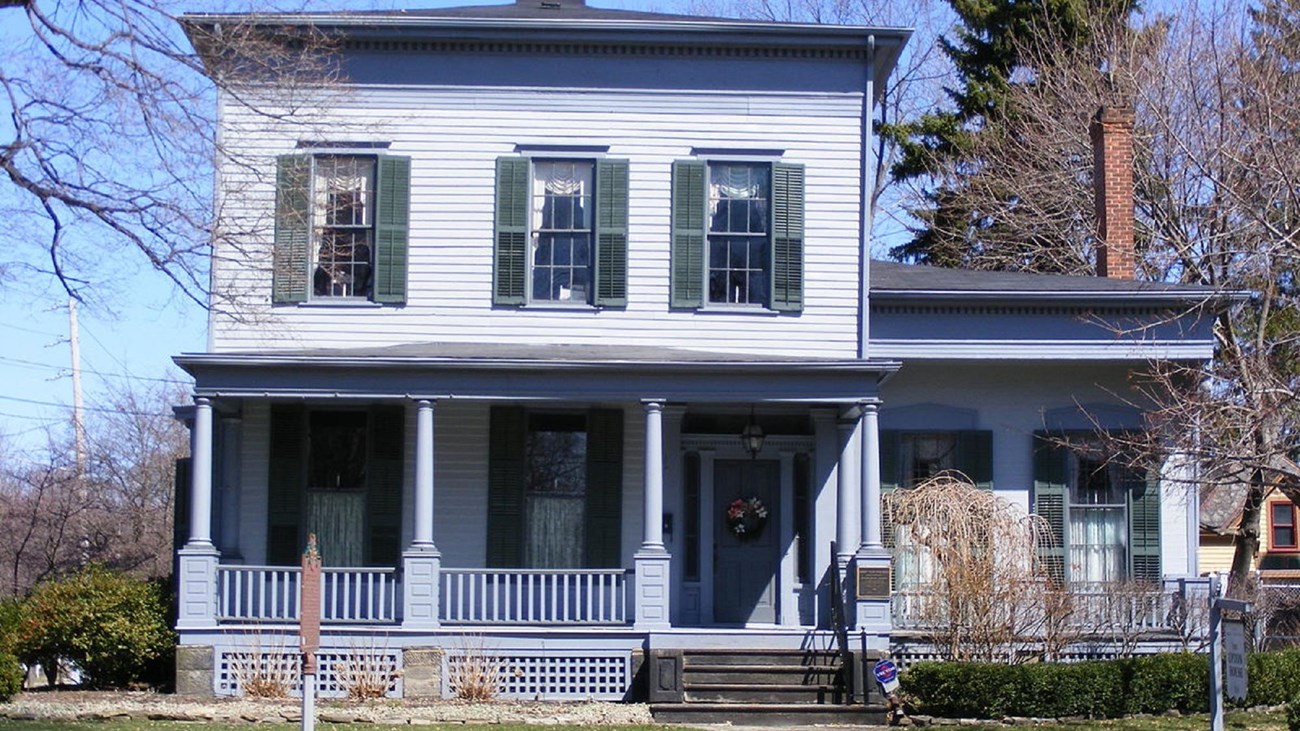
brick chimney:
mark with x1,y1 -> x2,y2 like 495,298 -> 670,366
1090,106 -> 1136,279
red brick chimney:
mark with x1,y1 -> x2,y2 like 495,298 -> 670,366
1090,106 -> 1136,279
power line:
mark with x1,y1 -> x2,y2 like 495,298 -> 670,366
0,355 -> 190,385
0,394 -> 175,418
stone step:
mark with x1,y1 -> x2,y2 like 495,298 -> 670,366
684,664 -> 840,685
681,649 -> 841,667
683,683 -> 845,704
650,702 -> 887,727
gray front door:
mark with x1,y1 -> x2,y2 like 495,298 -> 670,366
714,459 -> 781,624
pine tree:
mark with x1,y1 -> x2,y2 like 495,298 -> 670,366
885,0 -> 1139,267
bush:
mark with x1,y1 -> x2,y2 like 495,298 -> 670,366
1247,648 -> 1300,707
0,651 -> 20,702
902,652 -> 1227,720
1288,692 -> 1300,731
16,566 -> 174,689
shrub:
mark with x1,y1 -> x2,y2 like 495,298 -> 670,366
902,652 -> 1218,719
1247,648 -> 1300,707
16,566 -> 174,689
0,651 -> 21,702
1121,653 -> 1208,715
1288,692 -> 1300,731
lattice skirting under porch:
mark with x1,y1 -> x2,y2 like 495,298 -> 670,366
443,649 -> 633,701
215,648 -> 403,699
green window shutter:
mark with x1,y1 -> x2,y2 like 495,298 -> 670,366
493,157 -> 529,305
770,163 -> 805,312
1129,467 -> 1161,582
273,155 -> 311,304
373,156 -> 411,305
955,430 -> 994,489
594,159 -> 629,308
879,430 -> 901,551
173,457 -> 192,554
670,160 -> 706,308
585,408 -> 625,568
367,405 -> 405,567
1033,432 -> 1069,584
487,406 -> 527,567
268,404 -> 306,565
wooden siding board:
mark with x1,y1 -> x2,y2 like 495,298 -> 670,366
210,89 -> 864,357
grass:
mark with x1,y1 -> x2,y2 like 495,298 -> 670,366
0,715 -> 1286,731
949,710 -> 1286,731
0,724 -> 688,731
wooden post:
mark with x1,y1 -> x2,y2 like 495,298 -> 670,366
301,535 -> 321,731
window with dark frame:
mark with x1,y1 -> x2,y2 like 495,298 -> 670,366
312,156 -> 376,298
1272,502 -> 1298,550
524,412 -> 588,568
530,160 -> 594,304
1066,441 -> 1129,584
707,162 -> 770,306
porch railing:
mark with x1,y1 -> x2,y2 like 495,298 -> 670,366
216,565 -> 397,623
892,577 -> 1213,638
440,568 -> 629,624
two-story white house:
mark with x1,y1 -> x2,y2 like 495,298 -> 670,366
172,0 -> 1222,716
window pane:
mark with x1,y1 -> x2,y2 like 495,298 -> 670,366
531,160 -> 594,303
707,163 -> 771,304
1274,504 -> 1296,547
1070,506 -> 1126,584
312,156 -> 375,298
525,415 -> 588,569
308,411 -> 367,490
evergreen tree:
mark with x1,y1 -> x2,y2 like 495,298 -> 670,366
885,0 -> 1139,267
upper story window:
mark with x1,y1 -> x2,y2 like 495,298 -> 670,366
1272,501 -> 1298,551
707,163 -> 770,306
313,156 -> 375,299
531,160 -> 594,304
494,155 -> 628,308
671,159 -> 803,312
272,152 -> 411,306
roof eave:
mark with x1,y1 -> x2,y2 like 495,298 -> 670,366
869,289 -> 1248,306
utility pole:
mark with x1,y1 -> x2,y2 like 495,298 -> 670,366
68,298 -> 86,477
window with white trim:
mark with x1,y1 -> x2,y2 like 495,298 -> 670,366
530,160 -> 594,303
312,156 -> 376,299
707,162 -> 770,306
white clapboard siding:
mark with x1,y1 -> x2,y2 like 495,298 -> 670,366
210,85 -> 867,357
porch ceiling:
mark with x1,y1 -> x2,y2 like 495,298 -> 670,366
174,342 -> 899,403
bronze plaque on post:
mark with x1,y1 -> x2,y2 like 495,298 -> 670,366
855,566 -> 891,600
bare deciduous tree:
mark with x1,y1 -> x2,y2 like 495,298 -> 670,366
0,379 -> 188,597
0,0 -> 338,307
906,1 -> 1300,590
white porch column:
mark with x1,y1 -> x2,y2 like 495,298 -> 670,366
189,398 -> 215,549
403,399 -> 441,630
177,396 -> 219,630
859,402 -> 883,551
853,401 -> 892,649
412,399 -> 437,549
835,412 -> 861,567
635,400 -> 671,629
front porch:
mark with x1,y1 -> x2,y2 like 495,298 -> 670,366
172,345 -> 906,699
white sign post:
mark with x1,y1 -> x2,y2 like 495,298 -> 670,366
1208,574 -> 1252,731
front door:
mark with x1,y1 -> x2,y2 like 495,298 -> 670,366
713,459 -> 781,624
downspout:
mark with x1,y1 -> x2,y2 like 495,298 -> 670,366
857,35 -> 876,360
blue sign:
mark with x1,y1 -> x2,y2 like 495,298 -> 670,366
874,659 -> 898,685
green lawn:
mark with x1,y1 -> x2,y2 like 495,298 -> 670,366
0,714 -> 1290,731
945,710 -> 1286,731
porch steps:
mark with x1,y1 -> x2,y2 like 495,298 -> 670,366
649,649 -> 887,726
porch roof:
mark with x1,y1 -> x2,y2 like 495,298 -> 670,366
175,342 -> 899,404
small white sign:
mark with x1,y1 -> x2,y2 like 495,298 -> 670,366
1224,619 -> 1248,702
874,659 -> 900,695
